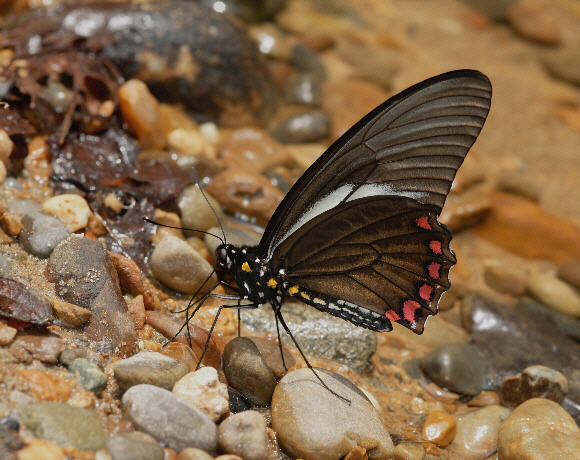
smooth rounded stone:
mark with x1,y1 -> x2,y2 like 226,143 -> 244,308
50,298 -> 92,326
172,367 -> 229,422
500,365 -> 568,408
113,351 -> 189,391
121,384 -> 218,453
223,337 -> 277,406
46,235 -> 137,356
104,431 -> 164,460
506,2 -> 560,45
0,321 -> 17,346
126,295 -> 145,330
393,442 -> 425,460
220,128 -> 295,174
8,199 -> 42,217
19,212 -> 69,258
69,358 -> 108,394
149,235 -> 217,294
269,110 -> 329,144
58,346 -> 105,370
468,391 -> 500,407
0,277 -> 54,326
204,169 -> 284,227
41,194 -> 91,233
218,411 -> 268,460
451,405 -> 511,459
242,301 -> 377,374
284,73 -> 323,106
177,447 -> 214,460
272,368 -> 394,460
229,389 -> 252,414
249,335 -> 296,379
16,369 -> 74,401
204,225 -> 261,259
439,186 -> 491,231
419,343 -> 486,396
177,185 -> 223,235
557,259 -> 580,291
527,273 -> 580,318
14,329 -> 63,364
483,264 -> 527,297
498,398 -> 580,459
421,411 -> 456,447
18,402 -> 106,450
0,255 -> 13,278
0,213 -> 22,237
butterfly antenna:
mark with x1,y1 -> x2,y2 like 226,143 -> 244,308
274,308 -> 351,405
192,167 -> 227,245
143,218 -> 224,245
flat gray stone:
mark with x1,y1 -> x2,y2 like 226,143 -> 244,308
104,431 -> 164,460
113,352 -> 189,391
19,212 -> 69,259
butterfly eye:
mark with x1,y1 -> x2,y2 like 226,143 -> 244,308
217,246 -> 231,268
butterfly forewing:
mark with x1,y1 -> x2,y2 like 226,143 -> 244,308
257,70 -> 491,334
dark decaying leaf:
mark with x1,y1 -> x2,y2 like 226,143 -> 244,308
0,277 -> 54,326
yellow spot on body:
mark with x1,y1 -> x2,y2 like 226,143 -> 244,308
242,262 -> 252,272
267,278 -> 278,288
288,285 -> 299,296
300,292 -> 311,300
313,298 -> 326,305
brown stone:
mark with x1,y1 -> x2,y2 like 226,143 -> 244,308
468,391 -> 500,407
483,264 -> 527,297
14,329 -> 63,363
17,369 -> 74,401
0,319 -> 17,345
344,445 -> 368,460
249,335 -> 296,379
160,342 -> 198,372
500,365 -> 568,408
0,213 -> 22,236
109,252 -> 155,310
421,411 -> 456,446
126,295 -> 146,330
50,299 -> 92,326
507,2 -> 560,46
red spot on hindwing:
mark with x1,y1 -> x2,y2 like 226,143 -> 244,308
385,310 -> 400,321
403,300 -> 421,322
429,240 -> 442,254
416,216 -> 431,230
428,262 -> 441,279
419,283 -> 434,301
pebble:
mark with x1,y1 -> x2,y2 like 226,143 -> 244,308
218,411 -> 268,460
419,343 -> 486,396
0,129 -> 13,167
284,73 -> 323,106
269,110 -> 330,143
177,185 -> 223,235
220,128 -> 295,174
176,448 -> 214,460
18,401 -> 107,450
222,337 -> 277,406
160,342 -> 198,372
439,186 -> 491,231
498,398 -> 580,459
290,44 -> 327,80
0,213 -> 22,236
69,358 -> 108,394
109,252 -> 155,310
167,128 -> 216,159
41,194 -> 91,233
8,199 -> 42,217
118,79 -> 165,150
204,169 -> 284,227
452,405 -> 511,459
121,384 -> 218,453
527,273 -> 580,318
558,259 -> 580,290
0,255 -> 13,278
15,438 -> 63,460
112,351 -> 189,391
249,335 -> 296,379
149,235 -> 217,294
58,347 -> 105,370
506,2 -> 560,45
0,320 -> 17,345
104,431 -> 165,460
468,391 -> 500,407
0,277 -> 54,326
126,295 -> 145,330
228,389 -> 252,414
393,442 -> 425,460
19,212 -> 69,259
421,411 -> 456,446
17,369 -> 74,401
271,368 -> 394,460
172,367 -> 229,422
46,236 -> 137,356
483,264 -> 527,296
14,329 -> 63,364
500,365 -> 568,407
50,298 -> 92,326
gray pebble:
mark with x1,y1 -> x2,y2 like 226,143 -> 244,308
269,110 -> 330,144
290,44 -> 327,79
59,346 -> 105,370
19,211 -> 69,258
69,358 -> 108,394
223,337 -> 277,406
420,343 -> 486,396
218,411 -> 268,460
3,178 -> 22,190
8,199 -> 42,216
104,431 -> 165,460
113,351 -> 189,391
122,384 -> 218,453
284,73 -> 322,106
18,402 -> 107,450
0,255 -> 14,278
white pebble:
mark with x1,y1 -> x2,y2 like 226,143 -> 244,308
528,273 -> 580,318
42,194 -> 91,233
173,367 -> 229,422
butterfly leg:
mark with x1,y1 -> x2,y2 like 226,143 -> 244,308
273,307 -> 351,405
273,310 -> 287,371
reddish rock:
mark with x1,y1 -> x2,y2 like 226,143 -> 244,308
421,411 -> 457,447
14,329 -> 63,363
110,252 -> 156,310
17,369 -> 74,401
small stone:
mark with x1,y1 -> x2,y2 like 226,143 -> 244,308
58,347 -> 105,370
50,299 -> 92,326
160,342 -> 198,372
215,456 -> 243,460
177,185 -> 223,235
167,128 -> 215,158
14,329 -> 63,364
421,411 -> 456,446
483,264 -> 527,296
528,273 -> 580,318
284,73 -> 323,106
0,214 -> 22,237
468,391 -> 500,407
159,103 -> 199,137
272,368 -> 394,460
269,110 -> 330,144
17,369 -> 74,401
109,252 -> 155,310
8,199 -> 42,218
439,186 -> 491,231
69,358 -> 108,394
41,194 -> 91,233
15,438 -> 64,460
344,445 -> 369,460
0,129 -> 14,167
176,447 -> 214,460
149,235 -> 217,294
122,384 -> 218,453
393,443 -> 425,460
19,212 -> 69,259
113,351 -> 189,391
420,343 -> 486,396
250,335 -> 295,379
452,405 -> 511,459
0,320 -> 17,345
18,402 -> 107,450
558,259 -> 580,291
126,295 -> 146,330
104,431 -> 165,460
498,398 -> 580,459
500,365 -> 568,407
223,337 -> 277,406
507,2 -> 560,45
172,367 -> 229,422
229,389 -> 252,414
0,255 -> 14,278
118,79 -> 165,150
218,411 -> 268,460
